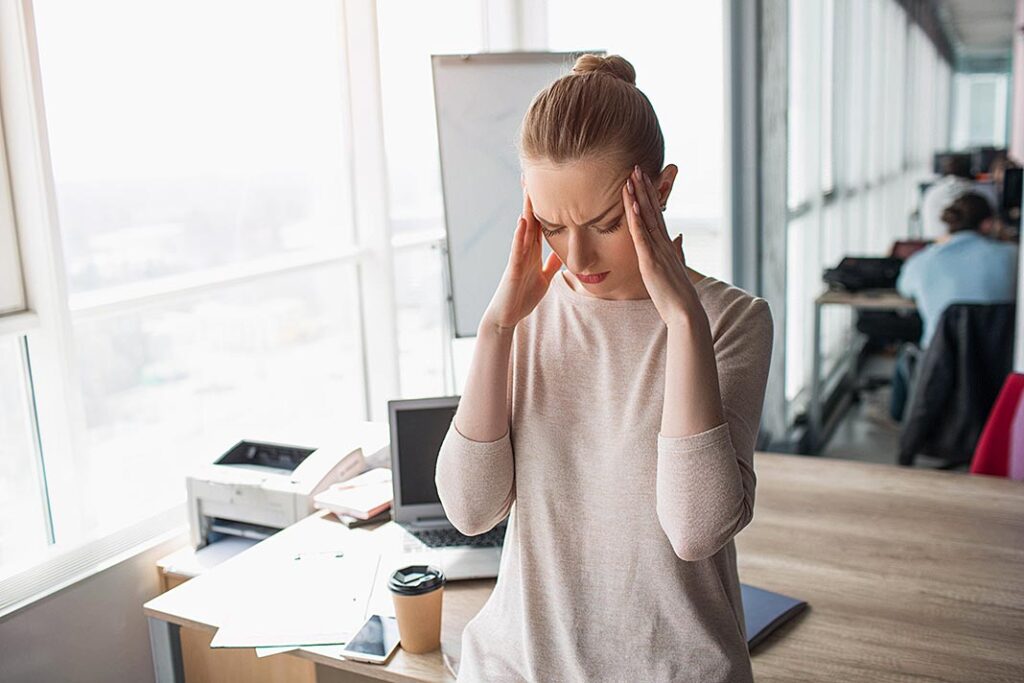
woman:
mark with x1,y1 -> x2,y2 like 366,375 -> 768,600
435,54 -> 773,682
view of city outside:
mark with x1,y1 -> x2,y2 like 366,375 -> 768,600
31,0 -> 367,545
14,0 -> 731,556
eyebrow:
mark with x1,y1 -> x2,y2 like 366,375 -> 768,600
533,203 -> 620,229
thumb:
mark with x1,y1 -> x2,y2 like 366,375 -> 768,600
541,250 -> 562,282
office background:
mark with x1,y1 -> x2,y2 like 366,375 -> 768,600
0,1 -> 1020,681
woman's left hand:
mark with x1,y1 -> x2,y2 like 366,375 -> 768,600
623,164 -> 702,328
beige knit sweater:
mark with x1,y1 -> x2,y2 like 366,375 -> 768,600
435,270 -> 773,682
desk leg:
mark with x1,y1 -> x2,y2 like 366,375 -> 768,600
809,300 -> 823,453
148,617 -> 185,683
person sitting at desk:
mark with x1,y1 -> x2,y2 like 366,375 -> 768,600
889,192 -> 1018,420
435,54 -> 773,683
919,155 -> 975,240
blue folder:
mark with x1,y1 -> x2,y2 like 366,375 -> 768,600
741,584 -> 808,651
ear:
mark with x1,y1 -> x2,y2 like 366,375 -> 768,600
655,164 -> 678,209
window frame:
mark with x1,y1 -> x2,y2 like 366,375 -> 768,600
0,0 -> 400,617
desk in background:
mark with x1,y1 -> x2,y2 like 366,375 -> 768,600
808,289 -> 917,452
145,452 -> 1024,682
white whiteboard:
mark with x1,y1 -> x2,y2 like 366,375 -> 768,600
432,51 -> 603,338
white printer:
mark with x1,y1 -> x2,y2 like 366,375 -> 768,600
186,422 -> 390,548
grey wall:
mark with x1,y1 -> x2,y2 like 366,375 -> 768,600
0,533 -> 186,683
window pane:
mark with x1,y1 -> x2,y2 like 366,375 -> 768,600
547,1 -> 727,279
71,266 -> 365,537
34,0 -> 355,294
377,0 -> 485,234
0,337 -> 50,571
393,243 -> 447,398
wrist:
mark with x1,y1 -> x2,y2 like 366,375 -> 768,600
665,297 -> 709,332
478,316 -> 517,339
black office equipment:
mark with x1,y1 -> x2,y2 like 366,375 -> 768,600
932,151 -> 973,176
1002,167 -> 1022,228
899,303 -> 1016,468
823,256 -> 903,292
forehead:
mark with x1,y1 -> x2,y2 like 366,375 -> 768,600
523,159 -> 626,223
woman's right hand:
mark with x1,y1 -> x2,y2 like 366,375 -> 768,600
481,191 -> 563,333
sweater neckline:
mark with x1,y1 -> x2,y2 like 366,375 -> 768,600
552,269 -> 712,309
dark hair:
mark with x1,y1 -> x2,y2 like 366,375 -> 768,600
517,54 -> 664,178
940,193 -> 994,233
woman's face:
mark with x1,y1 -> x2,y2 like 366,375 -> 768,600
522,158 -> 677,300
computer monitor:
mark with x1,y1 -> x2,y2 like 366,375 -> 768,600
1002,167 -> 1022,228
932,151 -> 973,178
386,396 -> 460,525
971,146 -> 1005,177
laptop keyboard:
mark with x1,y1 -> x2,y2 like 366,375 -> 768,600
411,525 -> 506,549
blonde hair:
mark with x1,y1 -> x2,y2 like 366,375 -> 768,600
517,53 -> 664,178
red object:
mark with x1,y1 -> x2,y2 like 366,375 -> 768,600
970,373 -> 1024,477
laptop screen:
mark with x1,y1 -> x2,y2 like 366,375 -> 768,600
394,403 -> 458,506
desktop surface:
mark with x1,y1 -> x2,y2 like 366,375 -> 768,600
145,452 -> 1024,682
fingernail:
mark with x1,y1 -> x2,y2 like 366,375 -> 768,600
633,164 -> 640,178
626,178 -> 634,195
633,200 -> 640,215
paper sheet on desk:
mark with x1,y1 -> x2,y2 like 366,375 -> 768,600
210,550 -> 382,649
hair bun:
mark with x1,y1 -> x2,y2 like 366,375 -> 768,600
571,53 -> 636,86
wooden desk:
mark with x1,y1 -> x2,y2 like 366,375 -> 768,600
808,288 -> 917,452
145,453 -> 1024,682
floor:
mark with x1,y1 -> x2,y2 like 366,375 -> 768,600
820,353 -> 968,471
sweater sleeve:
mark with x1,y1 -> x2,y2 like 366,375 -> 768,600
655,296 -> 774,561
433,332 -> 517,536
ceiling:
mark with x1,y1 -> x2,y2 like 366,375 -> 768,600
938,0 -> 1017,55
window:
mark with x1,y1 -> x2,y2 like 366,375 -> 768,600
0,0 -> 373,592
0,337 -> 51,570
952,73 -> 1011,149
377,0 -> 486,398
0,120 -> 25,315
784,0 -> 952,406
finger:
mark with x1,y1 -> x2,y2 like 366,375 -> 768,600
509,217 -> 526,267
541,249 -> 562,282
641,171 -> 672,243
673,234 -> 685,265
523,193 -> 541,245
623,180 -> 653,261
632,166 -> 660,234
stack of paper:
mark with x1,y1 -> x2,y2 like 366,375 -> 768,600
313,468 -> 393,521
210,549 -> 382,650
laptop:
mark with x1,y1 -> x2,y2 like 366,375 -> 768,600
385,396 -> 507,581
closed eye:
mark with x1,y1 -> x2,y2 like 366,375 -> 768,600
541,217 -> 622,238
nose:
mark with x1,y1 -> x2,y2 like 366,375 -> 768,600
563,231 -> 598,274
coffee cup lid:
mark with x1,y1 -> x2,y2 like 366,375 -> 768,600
388,565 -> 446,596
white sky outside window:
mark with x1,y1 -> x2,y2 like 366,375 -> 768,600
30,0 -> 368,548
376,0 -> 485,400
34,0 -> 355,295
546,0 -> 727,279
377,0 -> 484,233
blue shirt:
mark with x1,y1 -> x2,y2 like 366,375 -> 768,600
896,231 -> 1018,347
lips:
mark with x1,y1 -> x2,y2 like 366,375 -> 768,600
576,271 -> 609,284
